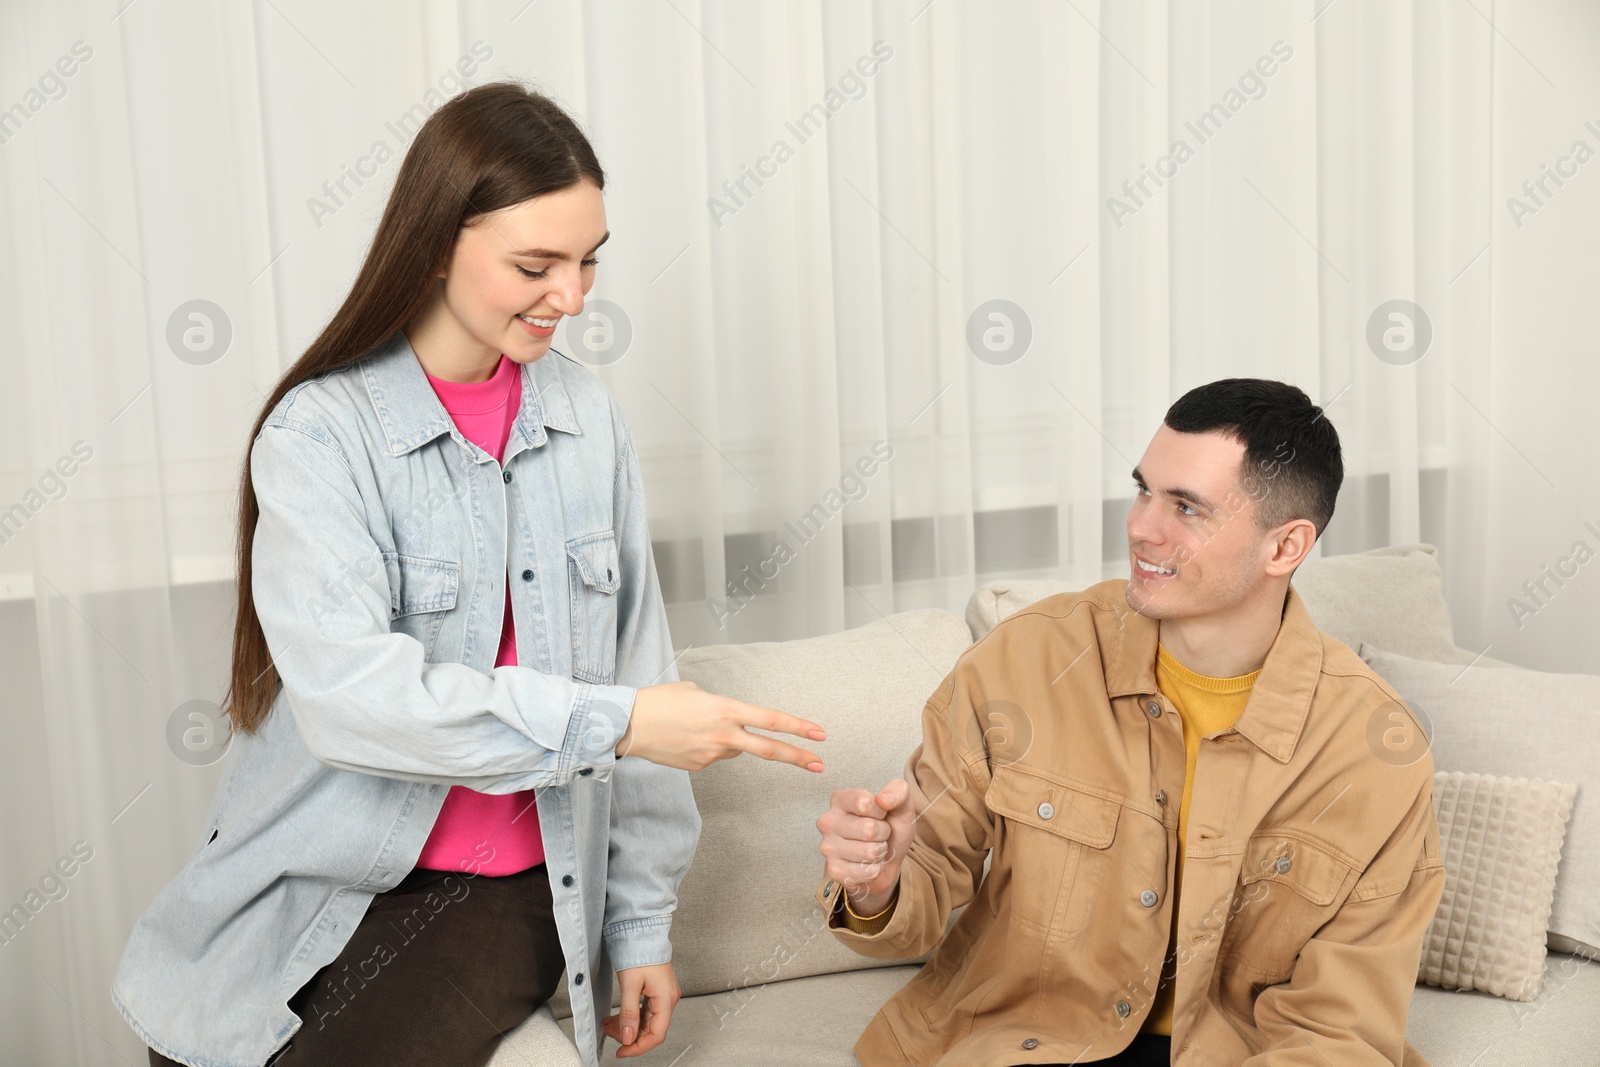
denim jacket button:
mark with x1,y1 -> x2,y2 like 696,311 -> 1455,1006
502,470 -> 512,483
1146,701 -> 1162,718
1037,802 -> 1055,820
574,973 -> 585,986
1275,856 -> 1293,874
562,874 -> 575,888
1021,1038 -> 1039,1050
578,767 -> 594,776
521,569 -> 534,581
1141,889 -> 1159,907
1115,999 -> 1131,1018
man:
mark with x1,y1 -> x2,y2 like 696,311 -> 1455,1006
815,379 -> 1444,1066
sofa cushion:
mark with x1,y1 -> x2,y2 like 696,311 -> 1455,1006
486,1003 -> 582,1067
1405,952 -> 1600,1064
1286,544 -> 1465,662
556,966 -> 923,1066
1420,772 -> 1577,1000
666,609 -> 972,999
546,954 -> 1599,1066
965,544 -> 1481,667
1361,644 -> 1600,959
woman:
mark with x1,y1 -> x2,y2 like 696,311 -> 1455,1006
113,82 -> 825,1067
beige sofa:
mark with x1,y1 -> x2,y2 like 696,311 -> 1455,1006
491,544 -> 1597,1066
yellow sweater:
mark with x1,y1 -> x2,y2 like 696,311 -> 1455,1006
1142,643 -> 1260,1036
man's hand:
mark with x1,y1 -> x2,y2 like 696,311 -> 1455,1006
817,778 -> 917,916
602,962 -> 680,1058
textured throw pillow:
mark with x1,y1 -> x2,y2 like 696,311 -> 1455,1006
1360,643 -> 1599,960
1419,772 -> 1577,1000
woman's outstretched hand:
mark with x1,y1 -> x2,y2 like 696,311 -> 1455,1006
615,680 -> 827,773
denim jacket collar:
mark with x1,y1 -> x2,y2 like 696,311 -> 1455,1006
361,329 -> 583,459
1102,581 -> 1322,764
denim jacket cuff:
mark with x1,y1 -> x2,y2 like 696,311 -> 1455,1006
563,683 -> 637,781
602,914 -> 674,972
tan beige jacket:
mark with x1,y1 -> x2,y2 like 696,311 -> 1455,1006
818,579 -> 1444,1066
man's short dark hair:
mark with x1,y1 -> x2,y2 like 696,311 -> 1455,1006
1162,378 -> 1344,538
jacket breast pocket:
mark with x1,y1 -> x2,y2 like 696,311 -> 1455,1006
382,551 -> 460,659
1221,833 -> 1360,986
566,530 -> 621,684
985,765 -> 1122,941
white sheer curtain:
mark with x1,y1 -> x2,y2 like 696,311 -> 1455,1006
2,1 -> 1594,1063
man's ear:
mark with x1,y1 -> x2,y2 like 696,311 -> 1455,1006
1264,519 -> 1317,578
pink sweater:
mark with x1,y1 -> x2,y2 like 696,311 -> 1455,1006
414,353 -> 545,875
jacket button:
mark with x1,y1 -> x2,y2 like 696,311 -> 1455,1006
562,874 -> 575,887
574,973 -> 584,986
1140,889 -> 1159,907
1155,789 -> 1167,804
1021,1038 -> 1039,1050
1146,701 -> 1162,718
579,767 -> 594,776
522,569 -> 534,581
1037,802 -> 1055,820
1276,856 -> 1293,873
1115,999 -> 1131,1018
503,470 -> 512,483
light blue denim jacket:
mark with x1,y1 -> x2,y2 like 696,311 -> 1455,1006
112,330 -> 700,1067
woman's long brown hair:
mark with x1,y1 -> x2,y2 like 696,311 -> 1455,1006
225,82 -> 605,734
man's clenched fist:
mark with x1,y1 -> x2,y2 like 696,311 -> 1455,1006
816,778 -> 917,917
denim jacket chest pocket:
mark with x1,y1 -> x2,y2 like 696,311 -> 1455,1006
985,765 -> 1122,941
382,550 -> 461,658
566,530 -> 621,684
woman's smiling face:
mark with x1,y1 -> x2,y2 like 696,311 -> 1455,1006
434,178 -> 609,376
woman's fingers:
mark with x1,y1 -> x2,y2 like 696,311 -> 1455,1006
731,700 -> 828,743
628,685 -> 830,772
723,729 -> 824,772
635,990 -> 673,1054
688,697 -> 826,771
602,970 -> 645,1049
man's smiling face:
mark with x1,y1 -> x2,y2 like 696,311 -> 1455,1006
1125,424 -> 1271,620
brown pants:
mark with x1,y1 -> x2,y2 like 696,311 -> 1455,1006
147,862 -> 565,1067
